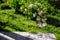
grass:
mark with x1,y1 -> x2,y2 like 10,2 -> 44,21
0,0 -> 60,40
0,12 -> 60,40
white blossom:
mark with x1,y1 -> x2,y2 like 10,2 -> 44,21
33,13 -> 36,17
20,7 -> 23,10
37,8 -> 40,11
42,23 -> 47,27
37,22 -> 47,27
38,11 -> 42,16
36,16 -> 40,21
37,23 -> 43,27
24,8 -> 27,11
44,18 -> 47,20
38,10 -> 45,16
40,10 -> 44,14
29,4 -> 34,8
42,18 -> 47,22
37,3 -> 41,6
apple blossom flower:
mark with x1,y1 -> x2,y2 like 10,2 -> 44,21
24,8 -> 27,11
36,16 -> 40,21
37,3 -> 41,6
29,4 -> 34,8
37,22 -> 47,27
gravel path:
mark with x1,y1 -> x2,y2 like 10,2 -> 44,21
0,32 -> 56,40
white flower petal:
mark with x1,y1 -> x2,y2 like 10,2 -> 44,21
37,3 -> 41,6
29,4 -> 34,8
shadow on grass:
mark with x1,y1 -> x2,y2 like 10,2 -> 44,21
8,25 -> 26,32
0,36 -> 8,40
0,21 -> 26,32
48,0 -> 60,9
0,32 -> 33,40
46,17 -> 60,27
1,5 -> 12,10
0,0 -> 4,3
0,22 -> 10,32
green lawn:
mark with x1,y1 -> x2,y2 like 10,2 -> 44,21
0,12 -> 60,40
0,0 -> 60,40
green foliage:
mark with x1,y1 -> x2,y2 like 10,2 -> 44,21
0,0 -> 60,40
